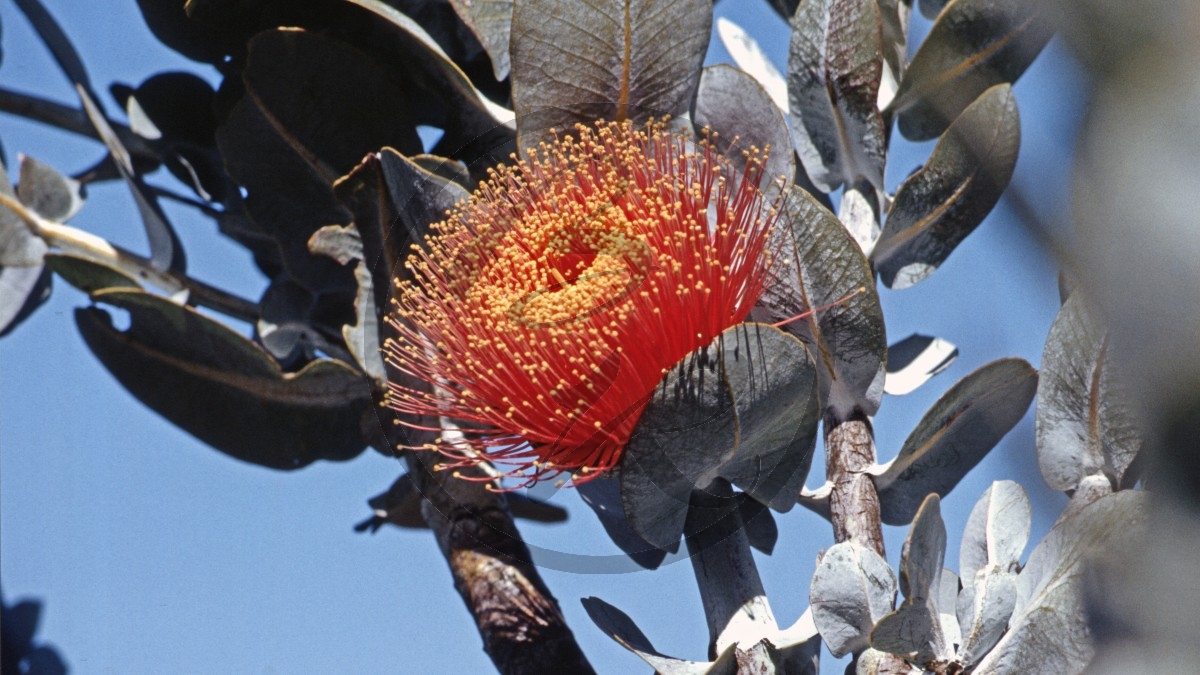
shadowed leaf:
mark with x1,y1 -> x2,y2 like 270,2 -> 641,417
75,289 -> 371,470
78,85 -> 185,273
873,84 -> 1020,289
875,358 -> 1037,524
582,596 -> 737,675
44,253 -> 140,294
0,160 -> 47,267
510,0 -> 711,150
890,0 -> 1058,140
1037,294 -> 1142,492
449,0 -> 513,81
693,64 -> 795,184
787,0 -> 886,192
759,182 -> 887,416
621,323 -> 818,548
810,542 -> 898,657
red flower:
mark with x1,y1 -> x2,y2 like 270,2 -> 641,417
385,120 -> 775,484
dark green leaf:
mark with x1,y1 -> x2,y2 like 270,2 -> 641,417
890,0 -> 1058,140
739,498 -> 779,556
692,64 -> 795,183
874,84 -> 1020,289
78,85 -> 185,273
1037,294 -> 1142,491
787,0 -> 886,192
449,0 -> 513,81
509,0 -> 711,150
112,72 -> 230,203
0,265 -> 51,337
75,289 -> 371,470
974,491 -> 1147,673
134,0 -> 232,64
43,253 -> 140,294
17,155 -> 84,221
621,323 -> 818,548
759,182 -> 887,416
874,358 -> 1037,525
809,542 -> 897,657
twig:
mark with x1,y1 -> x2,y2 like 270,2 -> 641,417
0,87 -> 158,161
824,409 -> 886,556
0,192 -> 259,322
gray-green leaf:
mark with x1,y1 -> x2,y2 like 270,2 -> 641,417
873,84 -> 1020,289
889,0 -> 1058,140
693,64 -> 795,184
787,0 -> 886,193
875,359 -> 1037,525
1036,294 -> 1142,492
810,542 -> 898,657
758,181 -> 887,416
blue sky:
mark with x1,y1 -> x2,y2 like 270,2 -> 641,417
1,1 -> 1083,672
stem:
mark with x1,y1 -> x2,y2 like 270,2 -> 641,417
398,425 -> 594,675
0,87 -> 158,161
685,480 -> 777,660
0,192 -> 259,322
824,408 -> 886,556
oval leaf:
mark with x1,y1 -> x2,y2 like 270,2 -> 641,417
959,567 -> 1017,667
620,323 -> 819,548
890,0 -> 1058,140
509,0 -> 711,150
973,490 -> 1147,674
1036,294 -> 1142,492
693,64 -> 795,184
873,84 -> 1020,289
43,253 -> 141,295
787,0 -> 886,193
582,596 -> 734,675
874,358 -> 1037,525
810,541 -> 898,657
759,181 -> 887,416
959,480 -> 1031,584
17,155 -> 84,222
75,289 -> 372,469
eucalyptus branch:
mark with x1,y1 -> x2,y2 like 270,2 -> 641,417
0,192 -> 258,322
0,87 -> 158,161
823,408 -> 886,555
685,480 -> 777,659
397,427 -> 595,675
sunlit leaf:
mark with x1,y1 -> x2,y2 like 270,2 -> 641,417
17,155 -> 84,222
810,542 -> 898,657
973,491 -> 1147,673
884,334 -> 958,396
